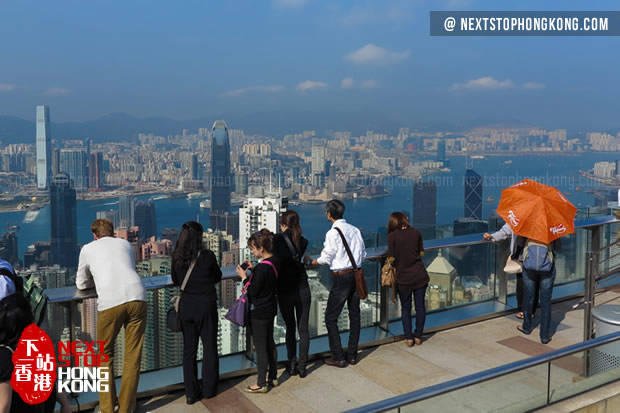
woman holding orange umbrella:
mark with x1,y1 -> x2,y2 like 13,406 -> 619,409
496,179 -> 576,345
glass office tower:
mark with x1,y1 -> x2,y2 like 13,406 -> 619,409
36,105 -> 52,190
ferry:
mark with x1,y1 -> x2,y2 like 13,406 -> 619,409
503,160 -> 513,165
187,192 -> 205,200
200,200 -> 211,209
470,155 -> 485,160
487,196 -> 494,202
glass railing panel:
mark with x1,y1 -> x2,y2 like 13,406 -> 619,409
548,342 -> 620,404
399,364 -> 550,413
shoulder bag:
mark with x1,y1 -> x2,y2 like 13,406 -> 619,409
334,227 -> 368,300
226,259 -> 278,327
166,251 -> 200,332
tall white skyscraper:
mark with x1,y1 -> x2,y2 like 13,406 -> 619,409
311,146 -> 326,175
36,105 -> 52,190
238,191 -> 287,260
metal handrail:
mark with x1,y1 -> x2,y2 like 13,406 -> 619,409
43,214 -> 619,304
344,330 -> 620,413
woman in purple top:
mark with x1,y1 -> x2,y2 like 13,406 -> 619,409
387,212 -> 430,347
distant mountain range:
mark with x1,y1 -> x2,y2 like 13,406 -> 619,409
0,111 -> 412,144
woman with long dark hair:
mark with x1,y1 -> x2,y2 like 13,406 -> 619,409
273,210 -> 311,377
171,221 -> 222,404
236,229 -> 279,393
387,212 -> 429,347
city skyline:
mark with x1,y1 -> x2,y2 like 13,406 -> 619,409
0,1 -> 618,130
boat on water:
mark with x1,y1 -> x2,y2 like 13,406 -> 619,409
187,192 -> 205,200
487,196 -> 494,202
200,200 -> 211,209
471,155 -> 485,159
23,210 -> 41,223
503,160 -> 513,164
151,195 -> 167,201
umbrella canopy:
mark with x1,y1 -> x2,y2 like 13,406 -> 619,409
496,179 -> 577,244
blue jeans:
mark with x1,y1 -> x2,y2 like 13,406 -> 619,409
522,266 -> 555,341
398,286 -> 427,339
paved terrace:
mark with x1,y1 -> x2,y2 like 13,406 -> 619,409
110,288 -> 620,413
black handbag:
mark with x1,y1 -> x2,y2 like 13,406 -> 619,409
166,252 -> 200,332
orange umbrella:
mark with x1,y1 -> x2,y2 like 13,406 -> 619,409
496,179 -> 577,244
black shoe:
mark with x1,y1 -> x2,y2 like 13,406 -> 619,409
186,396 -> 200,405
298,367 -> 308,378
288,359 -> 298,376
324,358 -> 347,368
346,355 -> 358,365
541,337 -> 552,345
516,325 -> 531,335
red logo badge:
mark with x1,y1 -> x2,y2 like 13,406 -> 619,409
11,324 -> 57,405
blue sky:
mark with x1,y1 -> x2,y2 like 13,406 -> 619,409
0,0 -> 618,129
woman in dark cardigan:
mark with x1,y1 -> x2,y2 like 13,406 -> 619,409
236,229 -> 279,393
273,210 -> 311,378
172,221 -> 222,404
387,212 -> 429,347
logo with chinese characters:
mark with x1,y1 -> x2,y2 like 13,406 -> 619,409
11,324 -> 57,405
11,324 -> 110,403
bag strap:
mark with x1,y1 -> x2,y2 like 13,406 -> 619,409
334,227 -> 358,270
282,233 -> 300,261
260,260 -> 279,278
0,344 -> 14,354
180,251 -> 201,292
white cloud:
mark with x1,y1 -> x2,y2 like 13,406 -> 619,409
273,0 -> 307,8
45,87 -> 70,96
345,43 -> 410,66
523,82 -> 545,90
341,77 -> 354,88
0,83 -> 16,92
296,80 -> 327,92
360,80 -> 378,88
220,85 -> 284,97
452,77 -> 515,90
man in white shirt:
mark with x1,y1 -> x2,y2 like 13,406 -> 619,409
305,199 -> 366,367
76,219 -> 147,413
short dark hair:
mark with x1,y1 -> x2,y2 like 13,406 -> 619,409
325,199 -> 345,220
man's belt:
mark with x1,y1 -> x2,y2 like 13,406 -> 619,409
332,268 -> 354,276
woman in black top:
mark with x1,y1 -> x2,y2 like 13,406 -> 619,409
236,229 -> 279,393
273,210 -> 311,377
172,221 -> 222,404
387,212 -> 429,347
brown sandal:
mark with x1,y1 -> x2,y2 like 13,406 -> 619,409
516,312 -> 524,319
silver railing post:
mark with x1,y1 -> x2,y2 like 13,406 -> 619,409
379,259 -> 389,332
496,241 -> 508,305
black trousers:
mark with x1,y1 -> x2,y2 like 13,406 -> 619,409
516,272 -> 539,314
278,286 -> 311,368
325,272 -> 361,361
179,295 -> 219,399
250,317 -> 278,387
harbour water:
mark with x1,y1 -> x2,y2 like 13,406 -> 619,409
0,153 -> 614,256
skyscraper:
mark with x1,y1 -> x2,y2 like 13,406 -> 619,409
413,180 -> 437,239
50,174 -> 78,268
189,153 -> 199,180
89,152 -> 104,189
96,210 -> 120,229
134,199 -> 157,241
311,146 -> 326,175
119,195 -> 136,229
464,169 -> 483,220
210,120 -> 231,214
36,105 -> 52,190
60,149 -> 88,189
437,140 -> 447,161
